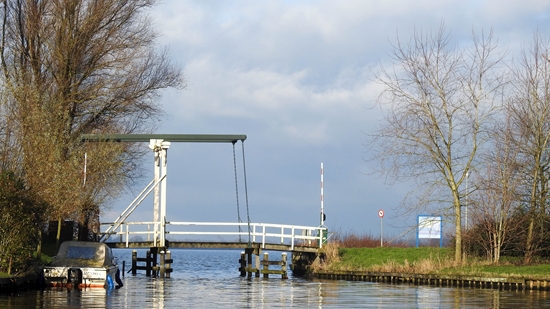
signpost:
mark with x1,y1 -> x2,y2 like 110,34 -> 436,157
416,215 -> 443,247
378,209 -> 384,247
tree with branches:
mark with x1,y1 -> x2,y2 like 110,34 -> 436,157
506,33 -> 550,263
0,0 -> 183,247
467,117 -> 524,263
370,25 -> 505,262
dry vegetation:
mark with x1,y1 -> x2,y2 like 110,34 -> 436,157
332,230 -> 410,248
367,255 -> 453,274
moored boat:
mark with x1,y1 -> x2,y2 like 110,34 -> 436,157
42,241 -> 123,289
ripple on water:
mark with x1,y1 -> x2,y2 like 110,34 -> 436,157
1,249 -> 550,308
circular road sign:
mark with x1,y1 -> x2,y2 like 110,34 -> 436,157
378,209 -> 384,218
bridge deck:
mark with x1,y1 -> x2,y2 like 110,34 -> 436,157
101,221 -> 326,254
105,241 -> 319,253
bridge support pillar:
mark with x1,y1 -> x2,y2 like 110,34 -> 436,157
239,252 -> 246,276
131,250 -> 137,276
255,250 -> 261,277
262,253 -> 269,278
240,247 -> 288,279
238,250 -> 257,277
129,247 -> 172,278
291,252 -> 318,277
240,247 -> 261,278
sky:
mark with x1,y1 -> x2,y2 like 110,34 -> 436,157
103,0 -> 550,242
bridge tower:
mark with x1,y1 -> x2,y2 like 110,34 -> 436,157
83,134 -> 248,276
149,139 -> 170,247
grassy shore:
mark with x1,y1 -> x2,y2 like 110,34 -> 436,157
315,244 -> 550,280
0,251 -> 52,278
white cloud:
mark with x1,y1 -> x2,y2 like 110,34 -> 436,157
112,0 -> 550,235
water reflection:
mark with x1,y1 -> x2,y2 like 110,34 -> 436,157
1,249 -> 550,308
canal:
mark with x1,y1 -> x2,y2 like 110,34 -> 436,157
1,249 -> 550,308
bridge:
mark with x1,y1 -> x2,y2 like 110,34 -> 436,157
100,221 -> 323,253
83,133 -> 327,277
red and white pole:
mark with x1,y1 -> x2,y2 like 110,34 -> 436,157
320,162 -> 324,226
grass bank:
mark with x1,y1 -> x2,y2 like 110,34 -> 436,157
315,245 -> 550,280
0,251 -> 52,278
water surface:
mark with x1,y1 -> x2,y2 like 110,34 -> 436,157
1,249 -> 549,308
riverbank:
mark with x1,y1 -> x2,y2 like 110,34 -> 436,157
0,273 -> 38,293
0,252 -> 51,293
311,246 -> 550,290
314,270 -> 550,291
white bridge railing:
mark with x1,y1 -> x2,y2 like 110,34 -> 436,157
100,221 -> 327,250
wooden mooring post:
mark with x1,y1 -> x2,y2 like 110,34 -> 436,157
130,247 -> 173,278
158,250 -> 173,278
239,249 -> 288,279
240,248 -> 259,278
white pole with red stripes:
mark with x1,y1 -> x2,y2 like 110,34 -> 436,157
320,162 -> 325,226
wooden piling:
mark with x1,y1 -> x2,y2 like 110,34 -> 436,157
239,248 -> 288,279
145,250 -> 151,277
131,250 -> 137,276
259,252 -> 288,279
248,250 -> 253,278
240,248 -> 255,277
150,248 -> 158,277
263,253 -> 269,278
255,252 -> 260,277
160,251 -> 165,278
282,253 -> 288,279
131,247 -> 172,277
239,252 -> 246,277
165,251 -> 172,278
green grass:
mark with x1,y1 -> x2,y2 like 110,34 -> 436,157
34,251 -> 53,265
441,264 -> 550,279
333,247 -> 452,270
326,246 -> 550,279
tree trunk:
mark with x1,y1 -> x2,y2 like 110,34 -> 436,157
7,257 -> 12,275
36,230 -> 42,260
56,217 -> 62,250
454,196 -> 462,263
524,217 -> 535,264
78,211 -> 90,241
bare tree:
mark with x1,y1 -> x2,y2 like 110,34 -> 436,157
0,0 -> 183,245
468,116 -> 524,263
507,33 -> 550,263
370,25 -> 504,262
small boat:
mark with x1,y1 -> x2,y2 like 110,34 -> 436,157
42,241 -> 123,289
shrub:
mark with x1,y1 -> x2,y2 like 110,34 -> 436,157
0,172 -> 46,275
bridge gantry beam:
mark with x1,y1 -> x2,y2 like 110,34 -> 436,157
80,134 -> 247,143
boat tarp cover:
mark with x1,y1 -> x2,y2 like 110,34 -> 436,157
50,241 -> 115,268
